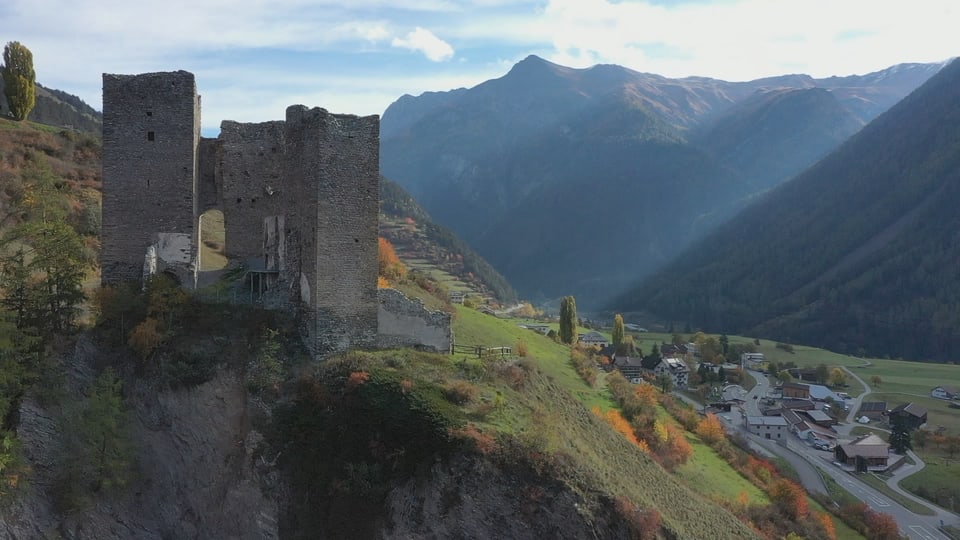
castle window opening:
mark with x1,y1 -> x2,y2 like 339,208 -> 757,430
147,131 -> 155,141
146,111 -> 152,117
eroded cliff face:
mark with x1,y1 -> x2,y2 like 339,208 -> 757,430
382,455 -> 633,540
2,336 -> 278,539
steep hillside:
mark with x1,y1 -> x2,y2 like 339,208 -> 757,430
381,55 -> 942,307
614,58 -> 960,361
1,83 -> 102,133
380,176 -> 517,303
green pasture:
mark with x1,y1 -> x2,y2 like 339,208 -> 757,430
868,393 -> 960,434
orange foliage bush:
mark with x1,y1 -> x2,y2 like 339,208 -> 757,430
633,384 -> 658,410
451,424 -> 497,454
378,237 -> 407,282
593,407 -> 649,453
695,413 -> 726,445
769,478 -> 809,520
345,370 -> 370,391
128,317 -> 162,360
817,512 -> 837,540
614,496 -> 661,540
864,509 -> 900,540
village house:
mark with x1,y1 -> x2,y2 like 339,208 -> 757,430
889,402 -> 928,430
834,434 -> 890,472
612,356 -> 645,383
641,356 -> 689,388
857,401 -> 887,421
781,382 -> 811,399
746,416 -> 788,440
578,331 -> 610,348
931,385 -> 959,400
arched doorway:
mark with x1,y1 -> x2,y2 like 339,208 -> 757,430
197,209 -> 227,272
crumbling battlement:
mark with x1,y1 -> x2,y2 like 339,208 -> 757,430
100,71 -> 379,355
377,288 -> 453,353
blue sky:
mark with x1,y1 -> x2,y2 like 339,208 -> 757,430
3,0 -> 958,135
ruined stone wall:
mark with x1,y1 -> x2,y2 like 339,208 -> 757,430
218,121 -> 288,262
377,288 -> 452,353
101,71 -> 199,285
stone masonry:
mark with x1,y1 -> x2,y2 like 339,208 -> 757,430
101,71 -> 380,355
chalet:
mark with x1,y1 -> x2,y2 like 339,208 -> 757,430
612,356 -> 645,383
781,382 -> 810,399
835,434 -> 890,472
578,331 -> 610,348
889,403 -> 928,430
641,356 -> 689,388
746,416 -> 788,440
857,401 -> 887,420
931,386 -> 959,400
449,291 -> 466,304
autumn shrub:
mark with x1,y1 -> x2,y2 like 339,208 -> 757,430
695,413 -> 726,445
515,339 -> 529,358
127,317 -> 162,360
451,424 -> 497,454
613,496 -> 661,540
570,348 -> 596,387
443,380 -> 479,405
496,363 -> 528,389
345,371 -> 370,391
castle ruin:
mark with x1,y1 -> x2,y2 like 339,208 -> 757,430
101,71 -> 384,354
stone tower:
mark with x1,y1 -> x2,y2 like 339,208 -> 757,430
100,71 -> 381,355
101,71 -> 200,285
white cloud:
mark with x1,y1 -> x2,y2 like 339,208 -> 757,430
391,27 -> 455,61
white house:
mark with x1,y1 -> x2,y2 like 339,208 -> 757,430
641,356 -> 689,388
746,416 -> 788,440
931,386 -> 959,400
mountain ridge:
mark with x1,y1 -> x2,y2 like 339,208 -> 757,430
381,55 -> 944,307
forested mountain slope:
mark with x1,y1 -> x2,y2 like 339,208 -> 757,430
614,58 -> 960,361
381,55 -> 943,307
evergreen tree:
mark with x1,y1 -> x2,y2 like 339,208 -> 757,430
889,418 -> 912,454
60,368 -> 134,507
559,296 -> 577,345
612,313 -> 625,353
718,365 -> 727,382
1,42 -> 35,121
